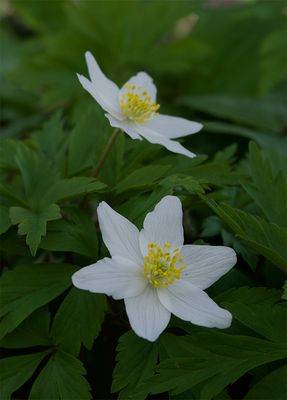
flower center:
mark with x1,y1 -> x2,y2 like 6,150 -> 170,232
143,242 -> 186,288
119,84 -> 160,123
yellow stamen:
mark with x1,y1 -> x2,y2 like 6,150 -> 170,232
143,242 -> 185,288
119,84 -> 160,123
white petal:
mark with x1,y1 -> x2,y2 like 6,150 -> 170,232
125,285 -> 171,341
145,114 -> 203,139
158,280 -> 232,329
180,245 -> 237,290
139,196 -> 184,256
72,256 -> 147,300
105,113 -> 142,140
97,202 -> 143,264
77,51 -> 124,120
135,123 -> 196,158
120,72 -> 157,102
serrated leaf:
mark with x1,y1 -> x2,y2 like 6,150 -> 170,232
115,164 -> 170,194
10,204 -> 61,255
243,142 -> 287,227
29,350 -> 91,400
41,177 -> 106,206
161,174 -> 205,195
0,205 -> 11,235
0,351 -> 50,400
112,331 -> 158,400
51,288 -> 106,355
0,263 -> 77,340
148,332 -> 287,399
40,208 -> 99,258
222,302 -> 287,344
0,307 -> 52,348
245,364 -> 287,400
205,199 -> 287,273
15,145 -> 59,209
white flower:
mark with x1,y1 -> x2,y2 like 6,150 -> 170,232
77,52 -> 203,158
72,196 -> 237,342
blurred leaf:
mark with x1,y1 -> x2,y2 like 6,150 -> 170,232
180,95 -> 286,133
15,145 -> 59,209
51,288 -> 106,355
0,307 -> 52,348
10,204 -> 61,256
245,364 -> 287,400
0,205 -> 11,235
40,208 -> 99,258
29,350 -> 91,400
112,331 -> 158,400
0,351 -> 50,400
243,142 -> 287,227
0,263 -> 76,340
260,27 -> 287,95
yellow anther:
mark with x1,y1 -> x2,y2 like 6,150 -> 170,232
119,85 -> 160,123
143,242 -> 185,288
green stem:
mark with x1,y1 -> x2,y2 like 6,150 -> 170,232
93,128 -> 120,178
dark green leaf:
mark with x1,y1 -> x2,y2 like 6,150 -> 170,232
0,263 -> 77,340
0,205 -> 11,235
29,350 -> 91,400
51,288 -> 106,355
0,351 -> 50,400
112,331 -> 158,400
10,204 -> 61,256
245,365 -> 287,400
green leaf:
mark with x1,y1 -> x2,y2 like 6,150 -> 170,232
0,263 -> 77,340
51,288 -> 106,355
40,208 -> 99,258
282,281 -> 287,300
149,332 -> 287,399
222,302 -> 287,344
33,111 -> 67,172
205,199 -> 287,273
112,331 -> 158,400
245,365 -> 287,400
41,177 -> 106,206
161,174 -> 205,195
10,204 -> 61,256
0,351 -> 50,400
29,350 -> 91,400
0,205 -> 11,235
15,145 -> 59,209
243,142 -> 287,227
115,164 -> 170,194
0,307 -> 52,348
179,95 -> 286,133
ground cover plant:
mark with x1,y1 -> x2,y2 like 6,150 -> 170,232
0,0 -> 286,399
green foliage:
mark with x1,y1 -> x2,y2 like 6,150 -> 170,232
1,0 -> 286,398
10,204 -> 61,256
51,288 -> 106,355
112,331 -> 159,400
29,350 -> 91,400
0,351 -> 50,400
0,264 -> 76,339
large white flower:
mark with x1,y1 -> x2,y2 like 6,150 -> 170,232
77,52 -> 203,158
72,196 -> 237,342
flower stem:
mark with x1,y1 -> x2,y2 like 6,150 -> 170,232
93,128 -> 120,178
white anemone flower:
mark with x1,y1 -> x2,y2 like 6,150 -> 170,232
77,52 -> 203,158
72,196 -> 237,342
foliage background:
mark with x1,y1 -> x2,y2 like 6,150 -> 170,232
0,0 -> 286,399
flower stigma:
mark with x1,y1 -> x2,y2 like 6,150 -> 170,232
119,83 -> 160,123
143,242 -> 186,288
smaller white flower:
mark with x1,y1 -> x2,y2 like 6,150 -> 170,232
72,196 -> 237,342
77,52 -> 203,158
